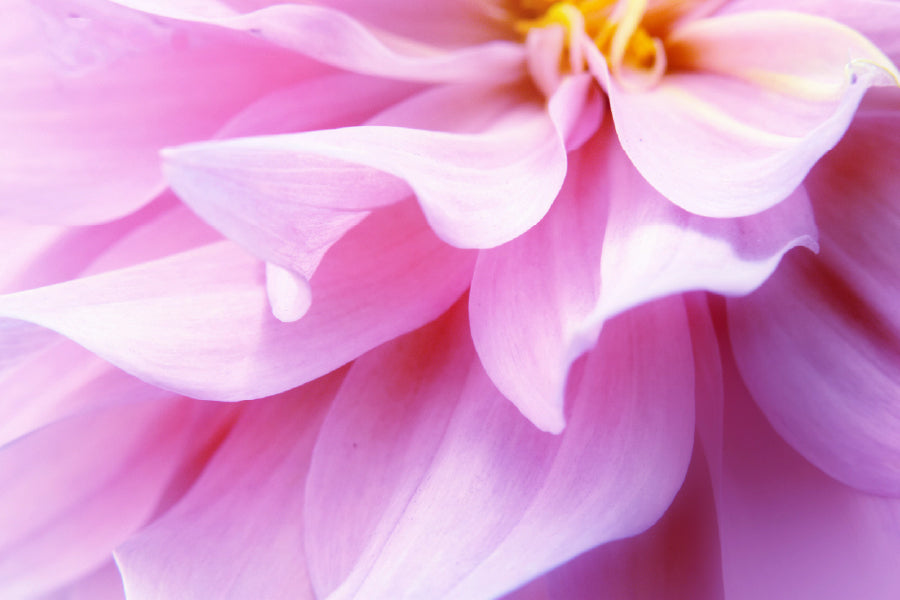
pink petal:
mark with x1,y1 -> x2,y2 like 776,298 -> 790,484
504,443 -> 724,600
469,134 -> 608,433
34,560 -> 125,600
717,0 -> 900,63
108,1 -> 525,83
115,372 -> 343,600
311,0 -> 510,47
0,201 -> 474,401
471,125 -> 815,432
593,11 -> 898,217
0,395 -> 195,597
305,296 -> 695,599
727,91 -> 900,496
165,81 -> 570,249
0,0 -> 313,225
163,74 -> 419,280
712,344 -> 900,599
596,131 -> 818,318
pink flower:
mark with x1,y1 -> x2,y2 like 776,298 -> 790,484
0,0 -> 898,598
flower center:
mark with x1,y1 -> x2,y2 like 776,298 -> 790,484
510,0 -> 666,86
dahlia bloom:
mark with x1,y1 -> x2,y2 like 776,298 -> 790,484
1,0 -> 899,598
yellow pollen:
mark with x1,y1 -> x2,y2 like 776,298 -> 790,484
513,0 -> 664,79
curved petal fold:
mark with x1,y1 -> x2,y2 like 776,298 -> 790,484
305,296 -> 695,599
0,0 -> 311,224
597,11 -> 898,217
711,345 -> 900,599
471,124 -> 815,432
165,82 -> 568,249
727,93 -> 900,496
0,201 -> 474,401
0,396 -> 194,597
108,1 -> 525,83
115,373 -> 344,600
504,442 -> 724,600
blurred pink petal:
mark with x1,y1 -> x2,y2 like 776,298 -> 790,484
715,331 -> 900,599
0,0 -> 313,224
728,90 -> 900,495
0,394 -> 193,596
115,372 -> 344,600
106,0 -> 525,82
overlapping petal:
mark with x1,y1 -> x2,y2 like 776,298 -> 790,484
305,296 -> 694,599
592,10 -> 898,217
165,79 -> 572,250
471,124 -> 816,432
727,91 -> 900,496
713,342 -> 900,599
0,0 -> 312,224
107,0 -> 525,83
115,372 -> 344,600
0,201 -> 474,401
0,395 -> 193,597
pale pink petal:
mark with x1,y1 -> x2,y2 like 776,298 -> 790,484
712,347 -> 900,599
0,198 -> 220,374
0,341 -> 168,447
35,560 -> 125,600
305,296 -> 695,599
115,373 -> 343,600
591,11 -> 898,217
717,0 -> 900,63
469,134 -> 607,433
165,82 -> 570,250
727,92 -> 900,495
471,125 -> 814,432
0,0 -> 313,225
312,0 -> 509,47
0,201 -> 474,401
163,74 -> 419,280
108,1 -> 525,83
597,131 -> 818,317
504,444 -> 724,600
0,396 -> 195,597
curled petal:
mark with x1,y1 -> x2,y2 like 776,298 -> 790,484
116,373 -> 343,600
0,201 -> 474,401
593,11 -> 899,217
727,91 -> 900,496
305,296 -> 695,599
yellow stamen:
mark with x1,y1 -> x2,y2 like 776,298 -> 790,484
512,0 -> 664,81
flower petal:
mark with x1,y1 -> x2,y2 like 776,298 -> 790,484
503,442 -> 724,600
593,11 -> 898,217
712,343 -> 900,599
471,124 -> 815,432
0,201 -> 474,401
0,395 -> 195,597
166,82 -> 569,250
727,91 -> 900,496
163,73 -> 420,280
115,372 -> 343,600
0,0 -> 312,224
717,0 -> 900,63
305,296 -> 695,599
108,1 -> 525,83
